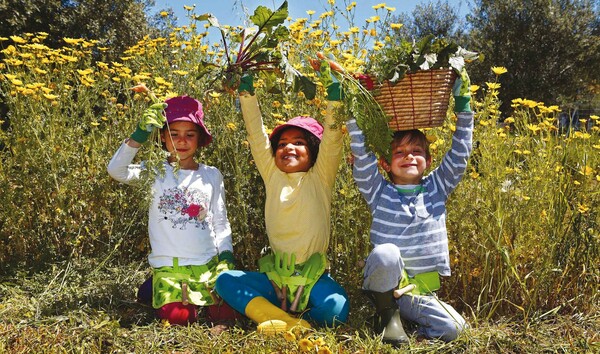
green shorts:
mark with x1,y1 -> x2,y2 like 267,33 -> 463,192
152,256 -> 233,309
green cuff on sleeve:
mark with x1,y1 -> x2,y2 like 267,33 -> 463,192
218,250 -> 235,264
130,126 -> 151,143
327,82 -> 343,101
454,96 -> 472,113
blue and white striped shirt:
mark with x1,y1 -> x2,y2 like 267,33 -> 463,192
347,113 -> 473,277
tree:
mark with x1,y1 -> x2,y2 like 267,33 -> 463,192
0,0 -> 159,61
384,0 -> 466,42
467,0 -> 600,115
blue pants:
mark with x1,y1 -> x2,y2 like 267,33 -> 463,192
215,270 -> 349,327
363,243 -> 468,342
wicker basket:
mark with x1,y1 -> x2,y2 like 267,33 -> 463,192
373,68 -> 456,131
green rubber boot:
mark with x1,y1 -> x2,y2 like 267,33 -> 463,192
364,289 -> 409,346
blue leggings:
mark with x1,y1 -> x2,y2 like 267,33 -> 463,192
215,270 -> 349,327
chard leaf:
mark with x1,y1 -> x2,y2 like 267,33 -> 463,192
281,55 -> 316,100
250,1 -> 288,30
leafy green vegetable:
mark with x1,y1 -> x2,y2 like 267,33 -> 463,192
197,1 -> 315,98
367,34 -> 479,83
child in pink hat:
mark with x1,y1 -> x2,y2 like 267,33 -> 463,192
108,96 -> 239,327
215,71 -> 349,334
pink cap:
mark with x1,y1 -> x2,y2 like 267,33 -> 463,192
269,116 -> 323,141
164,96 -> 212,147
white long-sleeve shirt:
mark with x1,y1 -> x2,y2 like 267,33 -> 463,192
107,142 -> 233,268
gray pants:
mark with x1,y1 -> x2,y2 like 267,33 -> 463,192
362,243 -> 468,342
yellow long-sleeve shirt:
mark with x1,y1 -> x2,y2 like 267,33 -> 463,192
239,94 -> 343,263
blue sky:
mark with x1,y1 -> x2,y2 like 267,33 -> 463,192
150,0 -> 470,42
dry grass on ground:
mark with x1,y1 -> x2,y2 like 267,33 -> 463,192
1,259 -> 598,353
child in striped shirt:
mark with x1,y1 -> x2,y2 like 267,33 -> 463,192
348,70 -> 473,345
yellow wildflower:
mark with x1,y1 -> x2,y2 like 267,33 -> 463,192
486,82 -> 501,90
208,91 -> 221,98
298,338 -> 314,352
526,124 -> 541,133
63,37 -> 83,44
313,337 -> 326,347
391,23 -> 403,29
283,330 -> 296,342
226,122 -> 237,131
577,203 -> 590,214
183,5 -> 194,11
10,35 -> 27,44
154,77 -> 168,85
373,3 -> 385,10
77,69 -> 94,76
43,93 -> 58,100
579,166 -> 594,176
491,66 -> 508,75
573,131 -> 591,139
307,10 -> 316,15
317,346 -> 333,354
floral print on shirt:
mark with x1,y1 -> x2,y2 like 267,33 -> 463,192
158,186 -> 210,230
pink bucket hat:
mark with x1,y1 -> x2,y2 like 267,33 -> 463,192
269,116 -> 324,141
164,96 -> 212,147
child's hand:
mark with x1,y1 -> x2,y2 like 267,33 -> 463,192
130,102 -> 168,143
453,68 -> 471,113
310,52 -> 344,101
218,251 -> 236,268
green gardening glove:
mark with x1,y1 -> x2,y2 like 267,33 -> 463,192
453,68 -> 471,113
238,74 -> 255,95
130,102 -> 168,143
310,53 -> 344,101
317,59 -> 343,101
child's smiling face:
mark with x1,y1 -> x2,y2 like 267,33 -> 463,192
161,121 -> 201,169
383,138 -> 431,185
274,127 -> 313,173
